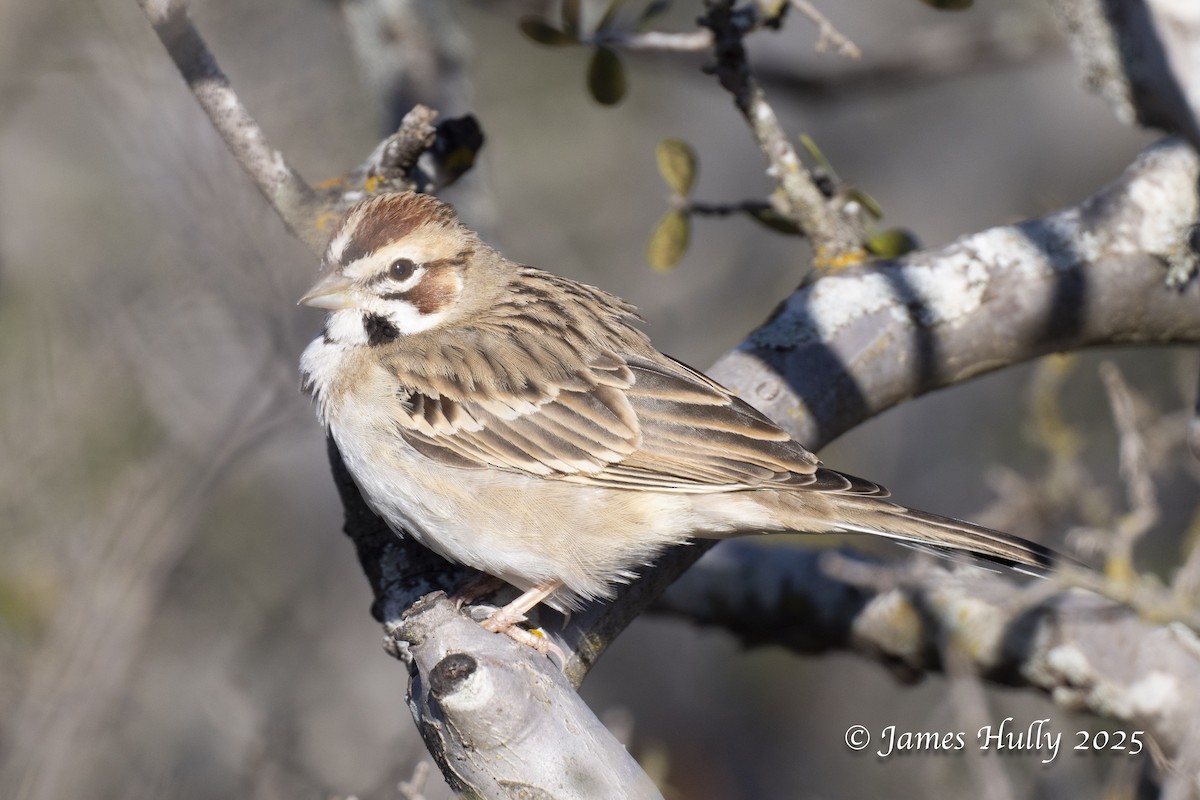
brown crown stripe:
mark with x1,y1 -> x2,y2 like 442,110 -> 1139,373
340,194 -> 458,265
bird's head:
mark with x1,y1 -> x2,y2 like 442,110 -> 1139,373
300,192 -> 502,345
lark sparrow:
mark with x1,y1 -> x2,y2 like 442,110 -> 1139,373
299,192 -> 1055,635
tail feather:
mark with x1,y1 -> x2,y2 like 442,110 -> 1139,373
770,489 -> 1062,574
835,498 -> 1058,574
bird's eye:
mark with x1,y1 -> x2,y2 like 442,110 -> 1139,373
389,258 -> 418,281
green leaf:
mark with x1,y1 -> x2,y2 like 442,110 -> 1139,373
919,0 -> 973,9
647,210 -> 690,270
562,0 -> 583,35
588,47 -> 627,105
655,139 -> 697,196
866,228 -> 921,258
519,17 -> 578,46
846,188 -> 883,220
747,206 -> 802,235
798,134 -> 831,170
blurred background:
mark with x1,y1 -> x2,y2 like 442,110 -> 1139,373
0,0 -> 1195,797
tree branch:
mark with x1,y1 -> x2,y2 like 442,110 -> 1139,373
394,596 -> 663,799
1051,0 -> 1200,147
653,541 -> 1200,766
712,137 -> 1200,449
699,1 -> 867,268
136,0 -> 324,252
787,0 -> 860,58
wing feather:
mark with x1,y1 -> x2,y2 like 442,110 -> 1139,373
378,266 -> 858,493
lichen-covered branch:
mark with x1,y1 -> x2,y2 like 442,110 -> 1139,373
710,138 -> 1200,449
699,1 -> 867,268
1051,0 -> 1200,146
654,542 -> 1200,766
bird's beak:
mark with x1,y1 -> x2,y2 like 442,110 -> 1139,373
299,269 -> 356,310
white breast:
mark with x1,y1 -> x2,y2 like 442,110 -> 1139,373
299,333 -> 782,608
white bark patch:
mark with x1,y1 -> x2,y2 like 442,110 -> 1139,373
1126,671 -> 1180,719
748,250 -> 995,348
1044,642 -> 1093,685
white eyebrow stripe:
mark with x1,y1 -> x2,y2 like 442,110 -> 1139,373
327,224 -> 356,264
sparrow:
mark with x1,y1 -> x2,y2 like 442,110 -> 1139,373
299,192 -> 1056,637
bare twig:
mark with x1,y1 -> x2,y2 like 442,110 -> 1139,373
590,29 -> 714,53
787,0 -> 860,58
1101,362 -> 1161,579
396,760 -> 433,800
756,10 -> 1060,101
136,0 -> 324,252
138,1 -> 473,256
589,1 -> 859,59
699,1 -> 866,269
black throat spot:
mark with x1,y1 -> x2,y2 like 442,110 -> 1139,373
363,313 -> 401,346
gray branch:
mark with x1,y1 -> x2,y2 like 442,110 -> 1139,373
136,0 -> 324,252
395,597 -> 662,799
699,1 -> 867,266
1051,0 -> 1200,146
655,541 -> 1200,766
710,137 -> 1200,449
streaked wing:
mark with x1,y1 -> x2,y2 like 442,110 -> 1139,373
571,355 -> 826,491
396,353 -> 642,476
393,347 -> 877,493
381,266 -> 886,494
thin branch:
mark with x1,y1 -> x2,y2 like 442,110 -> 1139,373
590,29 -> 714,53
138,1 -> 476,255
756,10 -> 1061,101
787,0 -> 860,59
1100,362 -> 1161,578
652,541 -> 1200,766
699,1 -> 866,268
136,0 -> 324,253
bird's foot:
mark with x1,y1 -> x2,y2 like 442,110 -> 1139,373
477,579 -> 566,663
